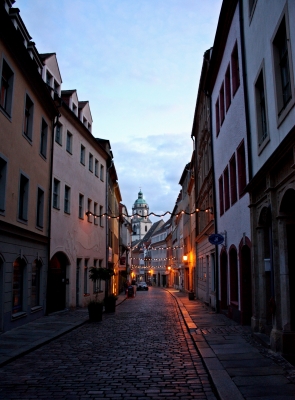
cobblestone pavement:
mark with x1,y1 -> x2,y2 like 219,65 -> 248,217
0,288 -> 218,400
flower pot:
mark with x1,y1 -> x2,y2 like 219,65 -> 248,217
104,297 -> 117,313
88,302 -> 103,321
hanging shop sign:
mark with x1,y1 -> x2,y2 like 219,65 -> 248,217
208,233 -> 224,245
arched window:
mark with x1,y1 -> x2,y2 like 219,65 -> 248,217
12,257 -> 26,314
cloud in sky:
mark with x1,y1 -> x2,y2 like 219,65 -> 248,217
15,0 -> 222,217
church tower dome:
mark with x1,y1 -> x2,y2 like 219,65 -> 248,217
131,190 -> 152,241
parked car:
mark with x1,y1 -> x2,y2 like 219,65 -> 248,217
137,282 -> 149,291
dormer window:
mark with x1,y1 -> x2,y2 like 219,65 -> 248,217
83,116 -> 87,127
72,103 -> 77,115
46,71 -> 52,87
88,123 -> 91,132
54,81 -> 59,96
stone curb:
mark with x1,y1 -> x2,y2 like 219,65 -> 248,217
167,289 -> 244,400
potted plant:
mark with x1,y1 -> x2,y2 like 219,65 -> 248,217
104,293 -> 118,313
88,266 -> 106,322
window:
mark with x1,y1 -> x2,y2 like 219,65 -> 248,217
83,116 -> 87,127
100,164 -> 104,181
255,69 -> 268,147
100,205 -> 103,226
55,123 -> 62,145
249,0 -> 257,19
72,103 -> 77,115
225,65 -> 231,111
66,131 -> 73,154
215,99 -> 220,135
95,159 -> 99,177
88,123 -> 92,132
219,83 -> 225,124
231,43 -> 240,96
31,259 -> 41,308
80,144 -> 85,165
84,259 -> 89,295
229,154 -> 237,205
219,175 -> 224,216
89,153 -> 93,172
12,258 -> 26,314
87,198 -> 92,222
237,141 -> 247,197
36,187 -> 44,228
40,119 -> 48,158
53,178 -> 60,209
64,185 -> 71,214
224,166 -> 230,211
272,15 -> 293,117
46,71 -> 52,87
53,80 -> 59,96
0,59 -> 14,116
18,174 -> 29,221
94,202 -> 98,225
79,194 -> 84,219
23,94 -> 34,140
0,156 -> 7,213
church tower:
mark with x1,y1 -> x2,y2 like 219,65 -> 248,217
132,190 -> 152,241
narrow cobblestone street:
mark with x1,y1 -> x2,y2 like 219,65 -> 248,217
0,288 -> 217,399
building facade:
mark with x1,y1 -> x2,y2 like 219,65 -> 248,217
207,0 -> 252,324
242,0 -> 295,359
0,2 -> 57,331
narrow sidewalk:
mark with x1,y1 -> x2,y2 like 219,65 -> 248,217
0,292 -> 127,368
168,289 -> 295,400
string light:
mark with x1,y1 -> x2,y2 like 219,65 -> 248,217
85,207 -> 213,219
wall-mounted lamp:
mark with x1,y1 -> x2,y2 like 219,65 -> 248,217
183,255 -> 188,264
85,211 -> 92,217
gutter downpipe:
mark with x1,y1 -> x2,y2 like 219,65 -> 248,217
208,90 -> 220,313
47,108 -> 60,315
239,0 -> 253,183
191,135 -> 198,299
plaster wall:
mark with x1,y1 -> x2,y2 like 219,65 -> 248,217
242,0 -> 295,175
50,109 -> 107,308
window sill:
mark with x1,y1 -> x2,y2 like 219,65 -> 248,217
35,225 -> 44,231
230,301 -> 238,307
0,105 -> 12,121
31,306 -> 43,313
257,135 -> 270,156
12,311 -> 27,320
17,218 -> 28,225
22,132 -> 33,145
39,153 -> 47,161
84,293 -> 90,297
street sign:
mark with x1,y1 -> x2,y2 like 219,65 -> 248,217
208,233 -> 224,245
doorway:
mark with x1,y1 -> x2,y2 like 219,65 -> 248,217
47,252 -> 68,314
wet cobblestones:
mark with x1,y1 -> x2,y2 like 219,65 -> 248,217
0,288 -> 217,399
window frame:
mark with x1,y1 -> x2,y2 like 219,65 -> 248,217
0,57 -> 14,118
55,122 -> 63,146
79,193 -> 84,219
53,178 -> 60,210
36,186 -> 44,229
23,93 -> 34,141
18,173 -> 29,222
0,155 -> 8,214
271,9 -> 295,126
66,130 -> 73,154
89,153 -> 93,173
229,154 -> 237,206
237,140 -> 247,198
40,118 -> 48,159
80,144 -> 85,165
231,42 -> 240,97
218,175 -> 224,216
223,166 -> 230,211
64,185 -> 71,214
254,65 -> 270,153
